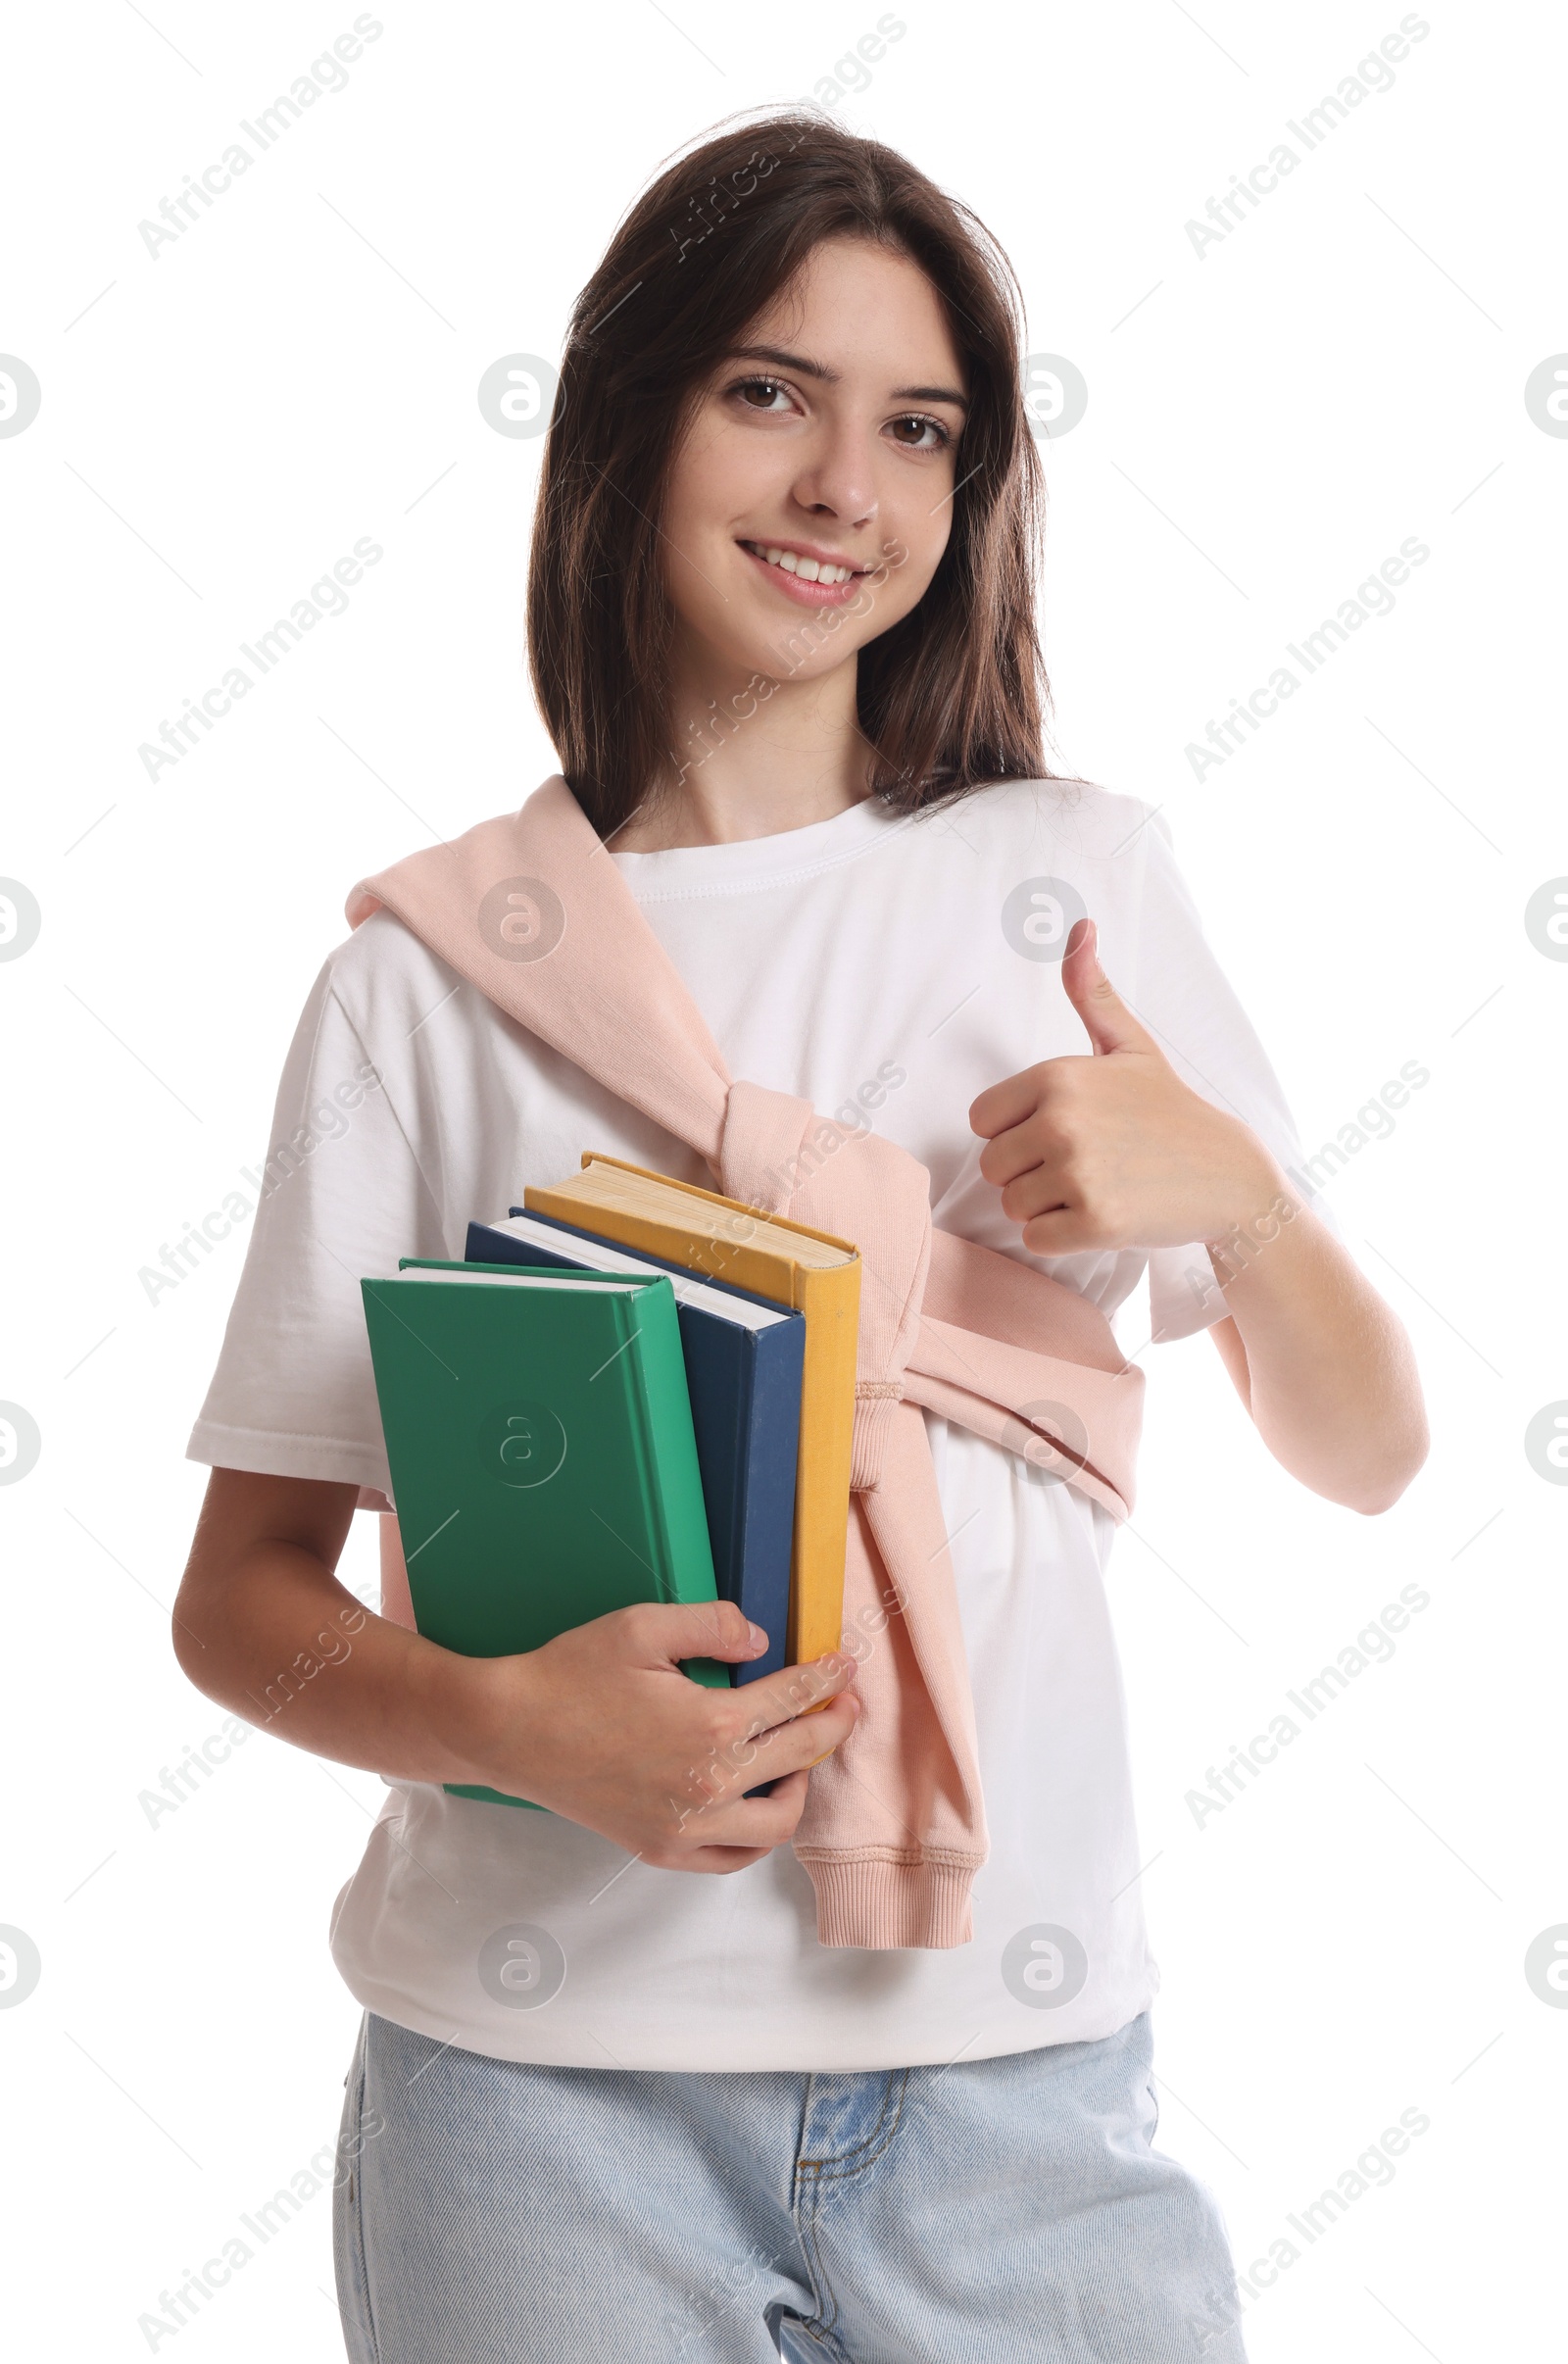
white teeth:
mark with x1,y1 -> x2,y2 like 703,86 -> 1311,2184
747,541 -> 856,585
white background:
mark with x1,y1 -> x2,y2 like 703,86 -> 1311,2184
2,2 -> 1564,2356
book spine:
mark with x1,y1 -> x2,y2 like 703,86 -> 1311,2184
632,1281 -> 715,1601
790,1261 -> 859,1668
616,1290 -> 672,1598
731,1324 -> 791,1685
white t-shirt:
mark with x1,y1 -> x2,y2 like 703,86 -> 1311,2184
188,776 -> 1327,2072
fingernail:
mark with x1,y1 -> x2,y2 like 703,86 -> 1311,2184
747,1622 -> 768,1650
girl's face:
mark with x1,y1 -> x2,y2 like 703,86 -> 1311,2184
660,237 -> 968,684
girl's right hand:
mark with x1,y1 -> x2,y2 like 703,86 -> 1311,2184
448,1601 -> 860,1871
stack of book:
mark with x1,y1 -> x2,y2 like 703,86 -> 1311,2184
361,1155 -> 861,1809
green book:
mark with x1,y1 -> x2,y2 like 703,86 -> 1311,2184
361,1257 -> 727,1812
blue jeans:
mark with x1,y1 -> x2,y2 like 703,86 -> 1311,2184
333,2009 -> 1249,2360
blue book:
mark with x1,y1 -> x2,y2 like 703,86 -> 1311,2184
466,1211 -> 805,1683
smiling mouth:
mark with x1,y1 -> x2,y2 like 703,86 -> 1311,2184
737,539 -> 869,586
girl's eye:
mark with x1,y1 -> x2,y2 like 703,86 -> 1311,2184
887,414 -> 953,452
729,376 -> 796,415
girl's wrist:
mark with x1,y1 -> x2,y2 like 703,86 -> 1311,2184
1199,1122 -> 1293,1247
408,1633 -> 532,1791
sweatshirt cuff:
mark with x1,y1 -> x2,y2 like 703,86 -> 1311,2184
796,1849 -> 981,1950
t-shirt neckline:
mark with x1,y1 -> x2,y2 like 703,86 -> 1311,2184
609,792 -> 914,895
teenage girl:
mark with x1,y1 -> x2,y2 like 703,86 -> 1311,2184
174,112 -> 1427,2362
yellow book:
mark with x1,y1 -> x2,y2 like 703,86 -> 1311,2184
524,1155 -> 860,1668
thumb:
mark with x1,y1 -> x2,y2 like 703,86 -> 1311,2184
637,1598 -> 772,1664
1061,916 -> 1157,1057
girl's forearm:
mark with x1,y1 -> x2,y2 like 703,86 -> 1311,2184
174,1524 -> 495,1788
1207,1187 -> 1429,1512
172,1470 -> 858,1869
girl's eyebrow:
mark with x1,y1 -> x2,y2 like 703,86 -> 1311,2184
725,343 -> 970,412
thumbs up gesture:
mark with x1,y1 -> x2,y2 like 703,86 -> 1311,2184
968,917 -> 1288,1257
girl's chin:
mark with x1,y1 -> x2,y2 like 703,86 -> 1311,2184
670,625 -> 857,704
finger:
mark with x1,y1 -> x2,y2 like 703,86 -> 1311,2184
994,1158 -> 1073,1224
746,1691 -> 859,1778
969,1063 -> 1054,1142
668,1763 -> 820,1854
1060,917 -> 1159,1058
695,1695 -> 859,1803
651,1785 -> 804,1868
975,1098 -> 1075,1191
1018,1204 -> 1105,1256
673,1846 -> 775,1873
698,1767 -> 812,1836
677,1695 -> 858,1821
626,1598 -> 771,1665
725,1650 -> 858,1736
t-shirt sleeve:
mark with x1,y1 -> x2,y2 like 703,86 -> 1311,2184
1124,808 -> 1341,1346
185,953 -> 448,1493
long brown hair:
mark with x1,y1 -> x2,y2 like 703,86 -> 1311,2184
526,110 -> 1052,837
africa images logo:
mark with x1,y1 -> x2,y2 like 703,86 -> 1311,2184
478,1924 -> 566,2010
1002,1924 -> 1090,2009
